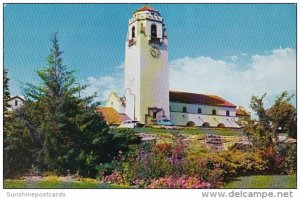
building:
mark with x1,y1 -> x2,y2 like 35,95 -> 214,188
96,92 -> 130,126
124,5 -> 169,124
7,96 -> 25,111
100,5 -> 241,128
169,91 -> 240,128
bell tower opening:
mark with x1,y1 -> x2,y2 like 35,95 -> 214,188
151,24 -> 157,37
131,26 -> 135,38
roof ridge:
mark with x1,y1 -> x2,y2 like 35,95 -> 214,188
170,90 -> 213,96
169,90 -> 236,108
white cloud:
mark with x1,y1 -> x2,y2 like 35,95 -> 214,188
169,48 -> 296,110
81,66 -> 124,104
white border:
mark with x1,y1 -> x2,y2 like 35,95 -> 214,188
0,1 -> 299,199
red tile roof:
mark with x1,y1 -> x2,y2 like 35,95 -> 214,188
96,107 -> 130,125
169,91 -> 237,108
134,5 -> 160,15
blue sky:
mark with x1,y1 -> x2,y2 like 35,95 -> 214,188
4,3 -> 296,109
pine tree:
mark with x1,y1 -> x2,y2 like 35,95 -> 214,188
4,33 -> 139,178
23,33 -> 90,172
3,67 -> 11,131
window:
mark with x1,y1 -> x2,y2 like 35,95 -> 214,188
15,100 -> 18,106
212,109 -> 216,115
226,110 -> 230,116
198,108 -> 202,114
132,26 -> 135,38
151,24 -> 157,37
183,107 -> 186,113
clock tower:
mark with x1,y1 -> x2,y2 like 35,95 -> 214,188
124,5 -> 169,124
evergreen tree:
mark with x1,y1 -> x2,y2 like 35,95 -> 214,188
23,33 -> 94,172
3,67 -> 11,131
4,33 -> 140,178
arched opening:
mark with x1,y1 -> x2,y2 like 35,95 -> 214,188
212,109 -> 216,115
217,123 -> 225,128
151,24 -> 157,37
202,122 -> 210,127
186,121 -> 195,127
226,110 -> 230,116
182,107 -> 187,113
198,108 -> 202,114
132,26 -> 135,38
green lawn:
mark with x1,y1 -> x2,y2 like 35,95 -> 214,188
223,175 -> 296,189
4,179 -> 126,189
134,127 -> 243,136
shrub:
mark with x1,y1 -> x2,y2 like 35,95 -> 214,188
278,143 -> 296,174
103,171 -> 124,185
259,147 -> 285,174
220,150 -> 267,177
147,175 -> 211,189
184,149 -> 267,183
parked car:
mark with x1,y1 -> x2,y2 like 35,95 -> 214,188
156,119 -> 174,126
118,120 -> 141,128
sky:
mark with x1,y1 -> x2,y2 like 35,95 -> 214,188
4,3 -> 296,110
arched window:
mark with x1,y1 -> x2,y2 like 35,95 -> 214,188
226,110 -> 230,116
151,24 -> 157,37
212,109 -> 216,115
132,26 -> 135,38
183,107 -> 187,113
198,108 -> 202,114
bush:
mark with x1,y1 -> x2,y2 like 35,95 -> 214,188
184,149 -> 267,183
147,175 -> 211,189
278,143 -> 296,174
259,147 -> 288,175
221,150 -> 267,177
110,128 -> 141,156
101,135 -> 281,188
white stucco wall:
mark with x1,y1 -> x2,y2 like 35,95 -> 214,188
105,93 -> 125,114
170,112 -> 240,128
170,102 -> 239,128
170,102 -> 236,116
7,97 -> 24,111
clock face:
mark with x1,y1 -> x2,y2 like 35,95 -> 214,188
150,46 -> 160,59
